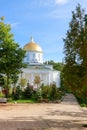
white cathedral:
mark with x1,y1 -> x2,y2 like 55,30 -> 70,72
19,37 -> 60,88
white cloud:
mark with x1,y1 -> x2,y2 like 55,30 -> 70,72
45,8 -> 70,19
55,0 -> 68,5
29,0 -> 54,8
11,22 -> 20,28
27,0 -> 68,8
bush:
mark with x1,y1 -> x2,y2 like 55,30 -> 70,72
0,91 -> 4,97
41,84 -> 62,101
49,84 -> 61,101
11,84 -> 63,102
81,103 -> 86,107
31,88 -> 42,102
23,86 -> 33,99
12,86 -> 22,100
41,85 -> 49,99
76,95 -> 87,107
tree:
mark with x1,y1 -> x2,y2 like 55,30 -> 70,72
0,17 -> 26,96
0,74 -> 4,86
34,75 -> 41,89
11,74 -> 19,87
79,14 -> 87,97
44,60 -> 64,71
63,4 -> 87,97
20,78 -> 27,90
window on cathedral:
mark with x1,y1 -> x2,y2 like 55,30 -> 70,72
27,52 -> 29,61
38,54 -> 40,61
33,53 -> 35,58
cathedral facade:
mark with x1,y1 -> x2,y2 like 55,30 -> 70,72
19,37 -> 60,88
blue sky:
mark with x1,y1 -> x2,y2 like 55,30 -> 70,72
0,0 -> 87,62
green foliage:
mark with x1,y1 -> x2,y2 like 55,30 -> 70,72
31,90 -> 38,101
0,17 -> 26,94
20,78 -> 27,89
75,95 -> 87,107
33,89 -> 42,101
80,103 -> 86,107
1,76 -> 12,98
0,91 -> 4,97
23,83 -> 33,99
49,84 -> 61,100
8,83 -> 63,102
41,84 -> 62,101
45,60 -> 64,71
3,76 -> 12,89
11,74 -> 19,86
12,86 -> 22,100
0,75 -> 4,86
41,85 -> 49,99
9,99 -> 35,103
63,4 -> 87,98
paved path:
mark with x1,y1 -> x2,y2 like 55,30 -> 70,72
0,94 -> 87,130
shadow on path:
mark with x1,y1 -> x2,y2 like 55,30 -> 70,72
0,118 -> 86,130
0,94 -> 87,130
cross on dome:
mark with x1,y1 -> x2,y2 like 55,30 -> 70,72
30,36 -> 34,43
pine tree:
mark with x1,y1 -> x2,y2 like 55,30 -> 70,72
63,4 -> 87,97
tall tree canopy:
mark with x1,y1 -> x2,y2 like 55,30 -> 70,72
0,17 -> 26,92
63,4 -> 87,97
44,60 -> 64,71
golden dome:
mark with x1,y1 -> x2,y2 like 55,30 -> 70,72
23,37 -> 43,52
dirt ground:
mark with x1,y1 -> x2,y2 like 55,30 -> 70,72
0,94 -> 87,130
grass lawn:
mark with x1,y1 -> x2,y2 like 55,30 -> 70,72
8,99 -> 36,103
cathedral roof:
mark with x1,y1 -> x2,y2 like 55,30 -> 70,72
23,37 -> 43,53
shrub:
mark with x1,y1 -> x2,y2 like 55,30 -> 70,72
41,84 -> 62,101
76,95 -> 87,107
41,85 -> 49,99
2,89 -> 9,98
31,88 -> 42,102
0,91 -> 4,97
81,103 -> 86,107
23,85 -> 33,99
12,86 -> 22,100
49,84 -> 60,100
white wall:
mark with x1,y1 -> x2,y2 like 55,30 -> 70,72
19,68 -> 60,88
53,71 -> 60,87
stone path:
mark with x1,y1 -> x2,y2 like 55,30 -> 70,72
0,94 -> 87,130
